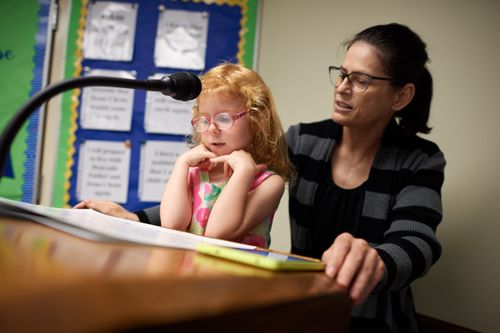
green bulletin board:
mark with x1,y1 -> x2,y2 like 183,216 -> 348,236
0,0 -> 53,203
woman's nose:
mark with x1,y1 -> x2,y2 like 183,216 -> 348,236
336,77 -> 351,94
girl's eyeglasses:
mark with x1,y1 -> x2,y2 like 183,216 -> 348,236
191,110 -> 249,133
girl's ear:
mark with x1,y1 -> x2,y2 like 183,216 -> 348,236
392,83 -> 415,112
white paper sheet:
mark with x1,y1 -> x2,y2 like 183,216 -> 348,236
154,9 -> 209,70
83,1 -> 138,61
80,69 -> 135,131
76,140 -> 131,203
0,196 -> 254,250
139,140 -> 189,202
144,73 -> 195,134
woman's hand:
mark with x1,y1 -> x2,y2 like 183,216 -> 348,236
321,232 -> 385,305
73,199 -> 139,222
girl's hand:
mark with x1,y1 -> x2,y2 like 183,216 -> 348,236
209,150 -> 267,177
321,232 -> 385,306
178,144 -> 218,170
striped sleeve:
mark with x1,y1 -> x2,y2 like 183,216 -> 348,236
375,148 -> 446,291
135,205 -> 161,226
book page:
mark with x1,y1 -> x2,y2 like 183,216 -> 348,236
0,197 -> 254,251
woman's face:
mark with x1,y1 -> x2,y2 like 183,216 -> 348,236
197,92 -> 253,156
332,41 -> 399,132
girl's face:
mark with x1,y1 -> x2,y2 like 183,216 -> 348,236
197,92 -> 253,156
332,41 -> 399,131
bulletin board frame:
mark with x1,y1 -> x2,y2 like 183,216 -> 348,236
52,0 -> 260,210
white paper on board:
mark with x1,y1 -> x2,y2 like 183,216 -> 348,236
139,140 -> 189,202
144,73 -> 195,135
83,1 -> 138,61
154,9 -> 209,70
80,68 -> 135,131
76,140 -> 131,203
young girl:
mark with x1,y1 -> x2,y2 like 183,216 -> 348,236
160,63 -> 292,248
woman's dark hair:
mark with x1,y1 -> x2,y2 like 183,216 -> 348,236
346,23 -> 433,136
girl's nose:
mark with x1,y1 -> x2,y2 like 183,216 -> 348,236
207,121 -> 219,133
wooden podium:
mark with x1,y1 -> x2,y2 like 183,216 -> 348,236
0,217 -> 351,332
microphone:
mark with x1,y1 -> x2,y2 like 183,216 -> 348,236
149,72 -> 202,101
0,72 -> 202,182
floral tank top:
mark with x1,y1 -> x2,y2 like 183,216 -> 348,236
187,167 -> 275,248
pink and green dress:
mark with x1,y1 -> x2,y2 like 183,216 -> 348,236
187,167 -> 275,248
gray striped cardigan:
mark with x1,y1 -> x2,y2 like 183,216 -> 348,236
287,119 -> 445,333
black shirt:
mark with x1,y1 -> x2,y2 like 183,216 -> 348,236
309,160 -> 366,259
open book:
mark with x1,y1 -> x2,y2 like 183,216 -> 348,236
0,196 -> 254,251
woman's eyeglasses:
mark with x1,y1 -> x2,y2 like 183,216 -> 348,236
328,65 -> 395,93
191,110 -> 249,133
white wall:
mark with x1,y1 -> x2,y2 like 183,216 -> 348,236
261,0 -> 500,332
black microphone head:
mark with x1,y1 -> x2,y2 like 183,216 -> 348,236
165,72 -> 202,101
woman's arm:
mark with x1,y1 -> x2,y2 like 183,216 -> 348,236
374,148 -> 446,291
322,147 -> 446,305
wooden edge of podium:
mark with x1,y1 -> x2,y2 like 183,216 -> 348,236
0,274 -> 351,333
134,293 -> 351,333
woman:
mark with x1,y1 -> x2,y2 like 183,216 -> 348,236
287,23 -> 445,332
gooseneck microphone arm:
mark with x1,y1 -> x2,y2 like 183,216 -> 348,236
0,73 -> 201,183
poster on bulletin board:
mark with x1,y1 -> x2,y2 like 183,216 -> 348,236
52,0 -> 260,212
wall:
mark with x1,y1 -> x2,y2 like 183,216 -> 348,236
259,0 -> 500,332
